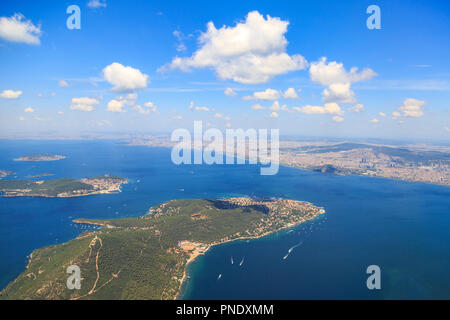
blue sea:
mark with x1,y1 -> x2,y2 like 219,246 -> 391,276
0,140 -> 449,299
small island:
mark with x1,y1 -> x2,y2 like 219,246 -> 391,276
0,170 -> 14,179
0,175 -> 128,198
14,154 -> 66,162
0,197 -> 324,300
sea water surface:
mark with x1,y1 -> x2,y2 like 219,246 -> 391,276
0,140 -> 449,299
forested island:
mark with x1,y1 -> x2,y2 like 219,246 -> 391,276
0,197 -> 324,300
0,175 -> 128,197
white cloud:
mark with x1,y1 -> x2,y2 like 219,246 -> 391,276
172,115 -> 183,120
188,101 -> 209,111
173,30 -> 189,52
24,107 -> 34,113
224,87 -> 237,97
370,118 -> 379,123
160,11 -> 308,84
87,0 -> 107,8
394,98 -> 427,118
57,111 -> 64,115
96,120 -> 112,127
70,97 -> 99,112
309,57 -> 377,103
19,116 -> 25,121
0,13 -> 41,45
294,102 -> 344,115
379,112 -> 386,117
349,104 -> 364,113
134,102 -> 158,115
103,62 -> 148,92
143,101 -> 158,112
283,87 -> 300,99
0,89 -> 22,99
269,101 -> 287,111
58,80 -> 70,87
332,116 -> 344,122
445,126 -> 450,132
243,88 -> 280,101
215,113 -> 223,118
107,99 -> 126,113
251,104 -> 265,110
269,112 -> 279,118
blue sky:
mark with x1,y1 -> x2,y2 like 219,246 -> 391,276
0,0 -> 449,142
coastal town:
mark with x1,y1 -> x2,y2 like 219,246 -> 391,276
278,141 -> 450,185
127,136 -> 450,186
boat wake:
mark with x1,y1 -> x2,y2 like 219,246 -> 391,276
282,241 -> 304,260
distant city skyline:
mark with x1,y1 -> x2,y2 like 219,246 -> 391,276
0,0 -> 449,142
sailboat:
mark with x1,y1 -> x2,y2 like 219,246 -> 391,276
231,257 -> 234,265
239,257 -> 245,266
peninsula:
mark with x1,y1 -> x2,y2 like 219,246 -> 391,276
0,175 -> 128,198
0,197 -> 324,300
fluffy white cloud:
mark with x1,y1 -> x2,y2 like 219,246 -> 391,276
0,13 -> 41,45
243,88 -> 280,101
251,104 -> 265,110
133,101 -> 158,115
188,101 -> 209,111
19,116 -> 25,121
0,89 -> 22,99
58,80 -> 70,87
160,11 -> 307,84
393,98 -> 427,118
103,62 -> 148,92
107,99 -> 126,113
445,126 -> 450,132
379,112 -> 386,117
269,112 -> 279,118
70,97 -> 99,112
349,104 -> 364,113
87,0 -> 107,8
294,102 -> 344,115
332,116 -> 344,122
24,107 -> 34,113
224,87 -> 237,97
283,87 -> 300,99
215,113 -> 223,118
106,93 -> 139,113
309,57 -> 377,103
370,118 -> 379,123
269,101 -> 287,111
